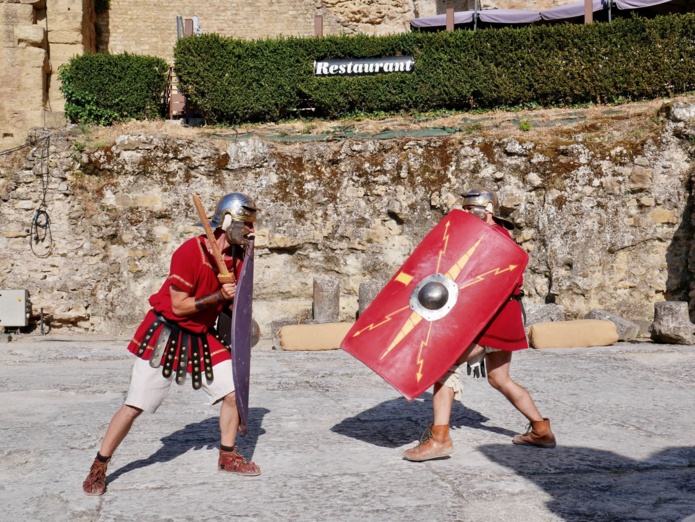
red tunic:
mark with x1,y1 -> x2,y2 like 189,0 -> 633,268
127,235 -> 242,372
473,225 -> 528,351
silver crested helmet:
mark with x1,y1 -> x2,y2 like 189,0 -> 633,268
205,193 -> 259,246
461,188 -> 499,216
461,188 -> 514,230
209,193 -> 258,227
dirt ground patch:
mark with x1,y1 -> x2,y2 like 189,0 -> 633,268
73,95 -> 689,152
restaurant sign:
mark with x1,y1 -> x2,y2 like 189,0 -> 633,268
314,56 -> 415,77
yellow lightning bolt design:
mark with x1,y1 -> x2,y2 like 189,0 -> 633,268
378,233 -> 486,366
435,220 -> 451,273
416,321 -> 434,381
352,305 -> 410,337
377,222 -> 456,361
444,237 -> 483,282
379,311 -> 423,360
357,220 -> 454,343
458,264 -> 519,290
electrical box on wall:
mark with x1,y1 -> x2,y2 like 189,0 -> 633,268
0,290 -> 30,328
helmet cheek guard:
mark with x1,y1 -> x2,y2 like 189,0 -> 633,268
221,215 -> 254,247
466,205 -> 489,221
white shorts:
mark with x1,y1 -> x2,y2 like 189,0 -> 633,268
437,346 -> 500,399
125,357 -> 236,413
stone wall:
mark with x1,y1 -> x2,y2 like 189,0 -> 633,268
2,101 -> 695,338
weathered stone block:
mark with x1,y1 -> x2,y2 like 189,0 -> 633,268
6,109 -> 47,130
133,195 -> 162,208
47,11 -> 84,29
0,45 -> 47,69
46,42 -> 82,68
43,110 -> 66,128
648,208 -> 677,224
661,100 -> 695,123
225,138 -> 269,170
583,308 -> 640,341
14,25 -> 45,48
19,68 -> 46,94
0,4 -> 34,26
525,303 -> 565,327
313,278 -> 339,323
47,28 -> 82,45
3,229 -> 29,238
628,166 -> 652,191
650,301 -> 695,345
358,280 -> 382,316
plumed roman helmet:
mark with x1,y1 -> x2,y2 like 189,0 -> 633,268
209,193 -> 259,228
461,188 -> 515,230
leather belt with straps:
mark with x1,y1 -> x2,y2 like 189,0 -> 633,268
136,312 -> 218,390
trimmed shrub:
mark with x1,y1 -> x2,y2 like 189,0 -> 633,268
174,14 -> 695,124
59,53 -> 169,125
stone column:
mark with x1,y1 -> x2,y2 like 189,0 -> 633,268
313,279 -> 339,323
650,301 -> 695,344
358,281 -> 382,317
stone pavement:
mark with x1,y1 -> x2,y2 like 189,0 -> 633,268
0,334 -> 694,522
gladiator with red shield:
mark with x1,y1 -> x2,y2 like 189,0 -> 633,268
342,188 -> 556,462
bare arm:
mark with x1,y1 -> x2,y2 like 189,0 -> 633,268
170,283 -> 237,317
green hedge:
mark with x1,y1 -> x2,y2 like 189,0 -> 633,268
59,53 -> 169,125
174,13 -> 695,124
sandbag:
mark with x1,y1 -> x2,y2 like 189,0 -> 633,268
279,323 -> 354,351
528,319 -> 618,349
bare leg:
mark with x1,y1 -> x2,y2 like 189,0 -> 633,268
432,342 -> 485,425
219,392 -> 239,447
217,392 -> 261,474
403,343 -> 484,462
99,404 -> 143,456
432,382 -> 455,425
85,404 -> 142,495
485,350 -> 543,422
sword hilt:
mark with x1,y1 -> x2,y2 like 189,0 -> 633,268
218,273 -> 236,284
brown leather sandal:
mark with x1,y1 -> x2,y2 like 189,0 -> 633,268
218,447 -> 261,476
83,458 -> 109,496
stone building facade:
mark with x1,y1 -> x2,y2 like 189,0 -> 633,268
96,0 -> 566,63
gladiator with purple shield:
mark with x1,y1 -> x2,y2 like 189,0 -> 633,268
83,192 -> 261,496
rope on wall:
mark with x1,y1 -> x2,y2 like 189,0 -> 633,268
29,136 -> 53,258
0,135 -> 54,258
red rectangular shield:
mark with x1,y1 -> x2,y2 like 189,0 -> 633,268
341,210 -> 528,401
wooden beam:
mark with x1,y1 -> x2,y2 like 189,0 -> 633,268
446,7 -> 454,32
584,0 -> 593,24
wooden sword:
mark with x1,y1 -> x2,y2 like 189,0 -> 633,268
192,193 -> 236,284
